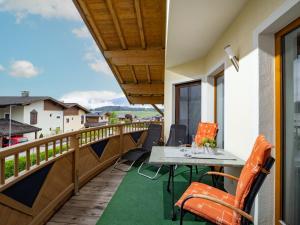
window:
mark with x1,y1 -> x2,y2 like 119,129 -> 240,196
175,80 -> 201,143
30,110 -> 38,125
66,118 -> 70,123
81,115 -> 84,124
214,72 -> 224,148
4,113 -> 10,119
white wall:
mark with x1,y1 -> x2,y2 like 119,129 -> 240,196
23,101 -> 64,139
64,109 -> 86,132
0,106 -> 24,122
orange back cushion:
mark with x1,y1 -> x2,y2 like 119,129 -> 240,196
233,135 -> 272,224
194,122 -> 218,145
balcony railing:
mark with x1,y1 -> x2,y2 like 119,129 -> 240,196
0,121 -> 161,225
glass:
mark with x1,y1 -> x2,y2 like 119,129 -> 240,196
216,75 -> 224,148
176,82 -> 201,144
282,26 -> 300,224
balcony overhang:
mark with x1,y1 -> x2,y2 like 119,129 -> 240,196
74,0 -> 166,105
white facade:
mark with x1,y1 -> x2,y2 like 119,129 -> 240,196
164,0 -> 300,224
0,100 -> 64,140
64,109 -> 86,132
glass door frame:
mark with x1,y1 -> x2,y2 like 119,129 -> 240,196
275,17 -> 300,225
175,80 -> 202,143
214,71 -> 224,148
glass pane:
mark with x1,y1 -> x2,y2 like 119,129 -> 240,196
176,82 -> 201,144
188,84 -> 201,143
216,75 -> 224,148
282,26 -> 300,225
178,87 -> 188,128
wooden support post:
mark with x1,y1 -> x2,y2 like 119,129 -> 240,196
151,104 -> 164,116
119,125 -> 124,155
36,146 -> 40,166
0,158 -> 5,185
0,137 -> 3,148
70,134 -> 80,195
14,154 -> 19,177
26,150 -> 31,170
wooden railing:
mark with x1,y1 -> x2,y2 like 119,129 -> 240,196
0,121 -> 161,225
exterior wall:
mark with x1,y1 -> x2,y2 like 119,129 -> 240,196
0,106 -> 24,122
23,101 -> 64,139
64,109 -> 86,132
165,0 -> 300,224
86,117 -> 100,123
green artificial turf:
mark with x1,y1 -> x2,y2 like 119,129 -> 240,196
96,165 -> 216,225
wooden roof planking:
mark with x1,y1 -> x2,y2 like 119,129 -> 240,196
74,0 -> 166,104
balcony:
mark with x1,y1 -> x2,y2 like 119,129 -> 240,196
0,122 -> 164,225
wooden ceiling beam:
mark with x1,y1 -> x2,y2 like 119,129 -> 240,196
104,49 -> 164,58
112,58 -> 163,66
151,104 -> 164,116
134,0 -> 146,49
146,65 -> 151,83
111,64 -> 124,84
128,96 -> 164,104
122,83 -> 163,95
76,0 -> 107,50
130,66 -> 138,83
105,0 -> 127,49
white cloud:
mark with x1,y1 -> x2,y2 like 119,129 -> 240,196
60,90 -> 126,109
0,0 -> 81,23
84,44 -> 112,76
72,26 -> 90,38
9,60 -> 40,78
0,64 -> 5,72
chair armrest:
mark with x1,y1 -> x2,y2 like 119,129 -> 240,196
181,194 -> 253,223
206,171 -> 239,182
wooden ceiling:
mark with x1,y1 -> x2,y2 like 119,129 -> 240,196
74,0 -> 166,104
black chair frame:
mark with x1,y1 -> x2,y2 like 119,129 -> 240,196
179,156 -> 275,225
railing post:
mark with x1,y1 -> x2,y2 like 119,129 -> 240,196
0,158 -> 5,185
119,125 -> 124,155
70,134 -> 80,195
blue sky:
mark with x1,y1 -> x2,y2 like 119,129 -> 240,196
0,0 -> 127,109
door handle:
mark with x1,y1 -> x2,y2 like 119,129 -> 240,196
279,220 -> 287,225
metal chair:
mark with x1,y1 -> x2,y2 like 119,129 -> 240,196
138,124 -> 187,179
177,135 -> 274,225
113,123 -> 162,172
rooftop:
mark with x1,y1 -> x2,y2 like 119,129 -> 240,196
0,118 -> 41,137
0,96 -> 67,108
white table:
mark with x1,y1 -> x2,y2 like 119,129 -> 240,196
148,146 -> 245,220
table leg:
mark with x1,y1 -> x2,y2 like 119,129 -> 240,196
167,167 -> 171,192
170,165 -> 177,221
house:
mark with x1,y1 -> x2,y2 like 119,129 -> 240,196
0,92 -> 66,139
85,112 -> 108,128
0,118 -> 41,148
63,103 -> 89,132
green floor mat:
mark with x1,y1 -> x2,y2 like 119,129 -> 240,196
96,166 -> 216,225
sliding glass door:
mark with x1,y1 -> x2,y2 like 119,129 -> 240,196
215,73 -> 224,148
280,23 -> 300,225
175,81 -> 201,144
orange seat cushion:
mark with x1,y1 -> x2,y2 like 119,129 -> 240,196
176,182 -> 235,225
194,122 -> 218,145
233,135 -> 272,224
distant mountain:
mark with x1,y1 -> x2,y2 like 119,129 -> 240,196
111,97 -> 130,106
